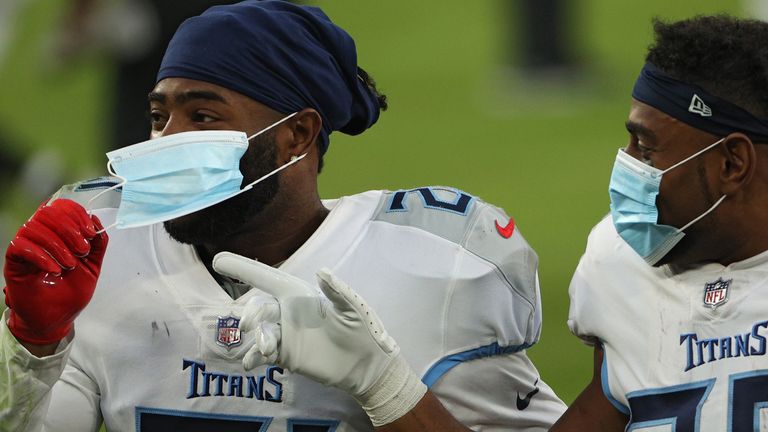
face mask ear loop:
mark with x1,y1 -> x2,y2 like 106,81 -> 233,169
88,160 -> 127,234
661,138 -> 726,175
239,153 -> 308,194
236,111 -> 304,195
676,194 -> 727,233
246,112 -> 299,141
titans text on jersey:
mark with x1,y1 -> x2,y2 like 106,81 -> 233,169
183,359 -> 284,400
680,320 -> 768,372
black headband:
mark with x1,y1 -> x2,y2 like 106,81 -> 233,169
632,63 -> 768,143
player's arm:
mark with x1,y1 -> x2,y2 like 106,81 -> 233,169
549,345 -> 628,431
376,392 -> 471,432
1,198 -> 107,430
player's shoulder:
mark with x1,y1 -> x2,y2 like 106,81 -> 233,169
49,176 -> 122,210
568,214 -> 663,343
585,214 -> 621,250
579,214 -> 650,271
369,186 -> 525,244
368,185 -> 538,293
370,186 -> 480,234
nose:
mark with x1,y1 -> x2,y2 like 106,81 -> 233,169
622,144 -> 642,161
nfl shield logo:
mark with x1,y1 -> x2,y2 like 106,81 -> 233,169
216,316 -> 242,348
703,278 -> 731,309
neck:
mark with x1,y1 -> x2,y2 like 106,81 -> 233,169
715,231 -> 768,266
713,196 -> 768,265
198,196 -> 329,267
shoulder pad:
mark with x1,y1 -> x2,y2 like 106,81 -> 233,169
463,200 -> 539,315
373,186 -> 539,311
49,176 -> 122,210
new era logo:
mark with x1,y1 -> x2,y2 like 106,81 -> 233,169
689,94 -> 712,117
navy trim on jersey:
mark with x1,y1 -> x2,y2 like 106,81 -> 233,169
134,406 -> 272,432
75,180 -> 121,191
421,341 -> 533,388
624,379 -> 714,431
287,418 -> 340,432
415,187 -> 474,216
727,369 -> 768,430
601,350 -> 631,415
384,191 -> 410,213
385,187 -> 475,216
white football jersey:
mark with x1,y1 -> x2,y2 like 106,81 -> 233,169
4,180 -> 565,432
569,215 -> 768,431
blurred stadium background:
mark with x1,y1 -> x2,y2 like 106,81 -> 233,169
0,0 -> 749,411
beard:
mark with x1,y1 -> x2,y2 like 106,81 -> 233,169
655,161 -> 719,268
163,131 -> 280,245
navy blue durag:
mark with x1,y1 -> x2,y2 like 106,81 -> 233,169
156,0 -> 381,154
632,63 -> 768,143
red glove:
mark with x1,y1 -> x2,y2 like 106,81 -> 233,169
3,199 -> 108,345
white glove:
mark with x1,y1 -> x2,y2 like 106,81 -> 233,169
212,252 -> 427,426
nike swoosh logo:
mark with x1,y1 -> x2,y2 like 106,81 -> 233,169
516,378 -> 540,410
495,217 -> 515,239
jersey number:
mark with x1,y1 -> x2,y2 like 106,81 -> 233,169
136,407 -> 339,432
626,370 -> 768,431
387,187 -> 474,215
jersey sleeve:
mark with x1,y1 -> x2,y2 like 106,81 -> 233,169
0,310 -> 72,431
413,194 -> 544,391
427,201 -> 566,428
371,187 -> 542,357
460,201 -> 542,346
442,200 -> 541,355
1,310 -> 103,432
430,351 -> 566,431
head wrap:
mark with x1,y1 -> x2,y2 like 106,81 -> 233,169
156,0 -> 382,154
632,62 -> 768,143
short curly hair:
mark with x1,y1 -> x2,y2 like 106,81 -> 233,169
646,15 -> 768,118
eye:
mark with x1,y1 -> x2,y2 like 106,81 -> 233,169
637,141 -> 654,166
192,112 -> 219,123
148,110 -> 167,131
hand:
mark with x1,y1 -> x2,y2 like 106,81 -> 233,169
213,252 -> 427,426
4,199 -> 108,345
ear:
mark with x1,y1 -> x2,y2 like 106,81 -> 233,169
719,132 -> 756,195
279,108 -> 322,163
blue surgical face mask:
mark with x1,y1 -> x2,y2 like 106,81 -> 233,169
609,138 -> 727,265
90,112 -> 304,231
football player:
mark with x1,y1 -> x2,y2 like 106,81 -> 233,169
552,15 -> 768,431
1,1 -> 565,431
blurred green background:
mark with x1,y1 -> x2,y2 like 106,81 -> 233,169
0,0 -> 747,413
